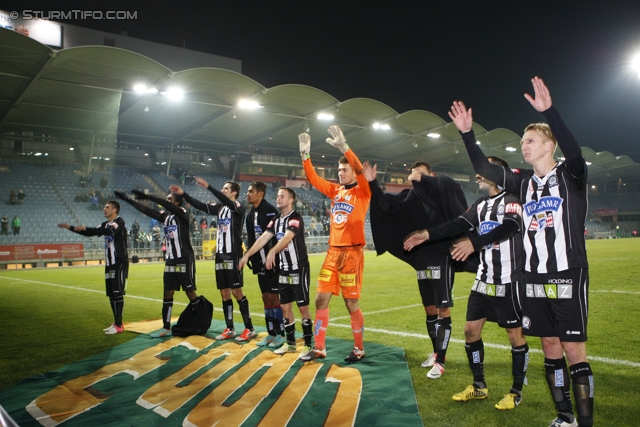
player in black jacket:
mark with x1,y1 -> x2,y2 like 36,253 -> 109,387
59,200 -> 129,334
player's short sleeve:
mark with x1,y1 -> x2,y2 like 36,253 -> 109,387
286,213 -> 304,235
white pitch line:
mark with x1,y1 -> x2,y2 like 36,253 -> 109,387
591,290 -> 640,295
3,275 -> 639,368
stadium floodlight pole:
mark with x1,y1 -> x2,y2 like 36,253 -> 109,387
87,134 -> 95,174
166,140 -> 175,176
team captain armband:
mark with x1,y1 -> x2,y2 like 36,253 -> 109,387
511,168 -> 521,174
289,219 -> 300,228
505,202 -> 522,215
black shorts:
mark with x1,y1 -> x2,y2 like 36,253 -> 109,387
257,269 -> 280,294
164,256 -> 196,292
416,254 -> 454,308
215,253 -> 243,290
105,260 -> 128,297
278,261 -> 310,307
466,280 -> 522,328
521,268 -> 588,342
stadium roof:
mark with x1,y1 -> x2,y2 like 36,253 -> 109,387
1,28 -> 638,184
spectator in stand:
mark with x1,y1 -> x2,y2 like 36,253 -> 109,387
17,190 -> 26,205
87,174 -> 93,186
79,175 -> 86,187
90,193 -> 100,210
152,223 -> 161,248
131,220 -> 140,249
100,176 -> 108,189
1,215 -> 9,235
80,193 -> 88,202
74,193 -> 82,202
11,215 -> 21,235
9,189 -> 17,205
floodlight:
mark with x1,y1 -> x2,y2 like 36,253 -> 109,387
164,87 -> 183,101
373,122 -> 390,130
631,52 -> 640,76
317,113 -> 334,121
238,99 -> 262,110
506,147 -> 517,152
427,133 -> 440,138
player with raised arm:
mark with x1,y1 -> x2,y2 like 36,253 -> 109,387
239,187 -> 313,355
170,179 -> 256,342
115,190 -> 201,338
245,181 -> 286,348
449,77 -> 593,427
363,160 -> 471,379
297,126 -> 372,363
59,200 -> 128,335
404,157 -> 529,410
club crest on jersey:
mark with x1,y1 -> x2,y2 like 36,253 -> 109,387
332,202 -> 354,224
548,175 -> 559,188
497,204 -> 505,216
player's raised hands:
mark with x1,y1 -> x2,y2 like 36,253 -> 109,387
58,223 -> 71,229
362,161 -> 377,182
326,125 -> 349,153
448,101 -> 473,133
524,76 -> 552,112
131,189 -> 149,200
169,184 -> 184,195
194,176 -> 209,189
299,132 -> 311,160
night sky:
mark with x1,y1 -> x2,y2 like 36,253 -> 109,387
5,0 -> 640,160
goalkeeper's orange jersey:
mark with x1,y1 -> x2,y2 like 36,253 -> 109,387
303,149 -> 371,247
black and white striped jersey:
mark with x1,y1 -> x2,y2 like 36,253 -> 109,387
162,207 -> 193,260
246,200 -> 278,273
182,188 -> 245,256
266,210 -> 308,272
74,216 -> 128,266
461,192 -> 524,284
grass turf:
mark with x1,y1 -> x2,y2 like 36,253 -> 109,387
1,238 -> 639,426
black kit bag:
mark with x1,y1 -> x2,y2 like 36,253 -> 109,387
171,295 -> 214,337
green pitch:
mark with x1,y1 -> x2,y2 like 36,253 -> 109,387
1,238 -> 639,426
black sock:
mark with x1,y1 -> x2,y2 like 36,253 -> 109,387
162,298 -> 173,330
222,299 -> 234,330
284,318 -> 296,345
113,295 -> 124,326
511,343 -> 529,394
238,296 -> 253,330
426,314 -> 438,353
544,357 -> 574,422
302,318 -> 313,347
570,362 -> 594,427
435,316 -> 452,365
465,339 -> 485,389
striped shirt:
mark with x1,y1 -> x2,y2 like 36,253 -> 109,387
461,192 -> 524,284
162,207 -> 193,260
266,210 -> 307,272
74,216 -> 128,266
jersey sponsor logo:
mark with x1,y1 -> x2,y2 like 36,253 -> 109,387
472,350 -> 481,364
164,264 -> 188,273
164,224 -> 177,234
479,220 -> 500,235
566,330 -> 582,335
505,202 -> 522,215
525,283 -> 573,299
332,202 -> 355,214
338,273 -> 356,287
254,225 -> 263,239
105,271 -> 116,279
289,219 -> 300,228
318,268 -> 332,282
219,218 -> 230,233
276,232 -> 285,240
523,196 -> 562,217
